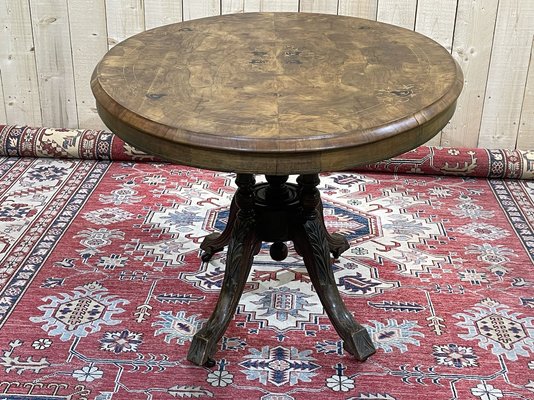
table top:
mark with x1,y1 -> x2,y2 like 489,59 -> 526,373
91,12 -> 463,175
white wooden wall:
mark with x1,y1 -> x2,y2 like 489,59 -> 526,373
1,0 -> 533,149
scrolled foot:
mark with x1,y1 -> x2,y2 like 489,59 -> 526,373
187,333 -> 216,367
329,232 -> 350,259
200,232 -> 227,261
315,198 -> 350,258
342,327 -> 376,361
201,247 -> 223,262
199,197 -> 239,261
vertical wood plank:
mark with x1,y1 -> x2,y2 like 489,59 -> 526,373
338,0 -> 378,20
300,0 -> 338,14
221,0 -> 245,14
441,0 -> 499,148
415,0 -> 457,52
105,0 -> 145,48
68,0 -> 108,129
478,0 -> 534,149
145,0 -> 183,29
415,0 -> 458,146
0,0 -> 42,126
30,0 -> 78,128
244,0 -> 299,12
517,37 -> 534,149
183,0 -> 220,21
376,0 -> 417,29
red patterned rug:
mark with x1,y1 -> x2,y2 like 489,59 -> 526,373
0,125 -> 533,400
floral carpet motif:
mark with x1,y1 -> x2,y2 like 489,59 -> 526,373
0,125 -> 533,400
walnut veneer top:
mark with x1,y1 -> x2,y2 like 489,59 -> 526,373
91,12 -> 463,174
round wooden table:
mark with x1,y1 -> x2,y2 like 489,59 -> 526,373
91,12 -> 463,367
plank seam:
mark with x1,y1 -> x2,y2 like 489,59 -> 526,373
476,0 -> 501,147
516,35 -> 534,148
0,69 -> 7,122
449,0 -> 460,54
413,0 -> 419,31
26,0 -> 44,125
66,0 -> 80,128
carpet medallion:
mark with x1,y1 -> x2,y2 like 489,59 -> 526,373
0,126 -> 533,400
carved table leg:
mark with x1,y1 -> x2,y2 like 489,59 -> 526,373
200,197 -> 238,261
298,176 -> 350,259
188,174 -> 260,366
293,174 -> 376,361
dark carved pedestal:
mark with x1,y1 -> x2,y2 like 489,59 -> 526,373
187,174 -> 376,367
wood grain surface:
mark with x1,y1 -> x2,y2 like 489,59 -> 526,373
91,12 -> 463,174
